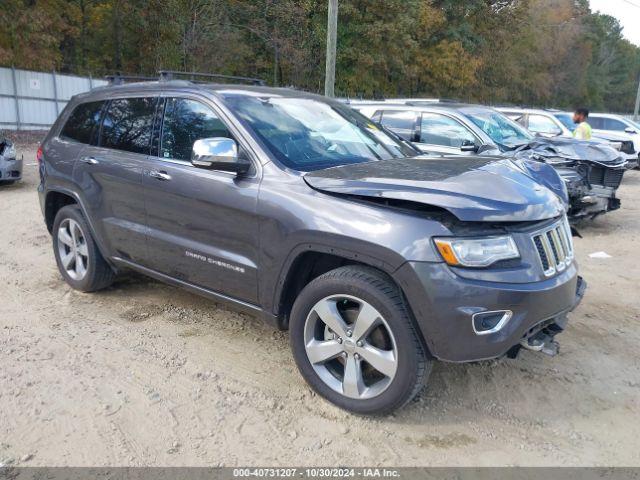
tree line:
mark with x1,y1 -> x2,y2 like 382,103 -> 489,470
1,0 -> 639,112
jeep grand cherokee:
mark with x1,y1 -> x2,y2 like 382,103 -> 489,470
38,80 -> 585,414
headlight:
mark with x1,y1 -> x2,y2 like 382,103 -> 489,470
433,236 -> 519,267
5,144 -> 16,159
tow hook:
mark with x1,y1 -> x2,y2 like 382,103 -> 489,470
520,332 -> 560,357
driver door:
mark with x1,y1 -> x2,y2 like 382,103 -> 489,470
142,96 -> 260,304
416,112 -> 479,155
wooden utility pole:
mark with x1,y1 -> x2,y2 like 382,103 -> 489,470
324,0 -> 338,97
634,74 -> 640,122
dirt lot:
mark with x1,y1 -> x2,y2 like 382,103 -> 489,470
1,141 -> 639,467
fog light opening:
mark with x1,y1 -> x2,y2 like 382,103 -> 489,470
472,310 -> 513,335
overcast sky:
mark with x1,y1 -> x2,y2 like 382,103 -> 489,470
590,0 -> 640,46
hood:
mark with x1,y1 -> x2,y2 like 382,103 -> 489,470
592,131 -> 634,142
509,138 -> 626,168
304,156 -> 566,222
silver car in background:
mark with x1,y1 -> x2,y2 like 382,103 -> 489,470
349,100 -> 628,221
0,138 -> 22,185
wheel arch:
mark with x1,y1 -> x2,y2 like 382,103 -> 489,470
272,243 -> 402,330
44,187 -> 115,270
45,190 -> 77,233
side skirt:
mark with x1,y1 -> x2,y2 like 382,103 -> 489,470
111,257 -> 282,329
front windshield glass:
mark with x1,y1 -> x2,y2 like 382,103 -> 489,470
464,109 -> 534,150
629,119 -> 640,130
220,93 -> 418,171
554,113 -> 575,131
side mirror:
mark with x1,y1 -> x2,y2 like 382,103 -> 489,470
624,127 -> 637,134
460,140 -> 478,152
191,138 -> 250,175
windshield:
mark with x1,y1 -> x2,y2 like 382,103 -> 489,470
464,109 -> 534,150
554,113 -> 575,132
629,119 -> 640,130
219,93 -> 418,171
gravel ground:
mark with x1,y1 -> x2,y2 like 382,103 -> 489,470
1,142 -> 639,467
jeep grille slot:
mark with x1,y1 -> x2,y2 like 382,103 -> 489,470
532,217 -> 573,277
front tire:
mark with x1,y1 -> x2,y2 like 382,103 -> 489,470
289,266 -> 431,415
52,205 -> 115,292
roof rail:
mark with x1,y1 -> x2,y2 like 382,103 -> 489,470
403,98 -> 466,106
105,74 -> 157,85
158,70 -> 266,86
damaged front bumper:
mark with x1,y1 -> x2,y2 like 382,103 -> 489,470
509,276 -> 586,358
396,260 -> 584,363
0,156 -> 22,183
556,166 -> 623,221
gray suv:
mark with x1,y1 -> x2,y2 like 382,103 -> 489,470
38,80 -> 585,414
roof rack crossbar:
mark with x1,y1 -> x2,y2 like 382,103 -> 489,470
105,74 -> 157,85
158,70 -> 266,86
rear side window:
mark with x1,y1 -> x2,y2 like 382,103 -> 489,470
60,101 -> 104,144
100,97 -> 157,154
160,98 -> 233,161
379,111 -> 418,140
603,118 -> 627,131
589,117 -> 604,129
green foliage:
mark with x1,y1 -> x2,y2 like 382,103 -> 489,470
1,0 -> 638,112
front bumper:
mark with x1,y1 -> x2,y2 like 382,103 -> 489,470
394,261 -> 584,362
0,156 -> 23,182
557,168 -> 621,220
623,154 -> 638,169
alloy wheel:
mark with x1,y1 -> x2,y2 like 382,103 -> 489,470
57,218 -> 89,281
303,294 -> 398,400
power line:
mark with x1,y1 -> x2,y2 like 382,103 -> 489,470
620,0 -> 640,9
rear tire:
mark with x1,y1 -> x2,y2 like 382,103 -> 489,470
52,205 -> 115,292
289,265 -> 431,415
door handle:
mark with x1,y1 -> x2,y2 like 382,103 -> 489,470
149,170 -> 172,181
79,156 -> 99,165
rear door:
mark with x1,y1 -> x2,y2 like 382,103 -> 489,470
141,95 -> 260,304
73,96 -> 157,263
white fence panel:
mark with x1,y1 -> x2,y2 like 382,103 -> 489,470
0,67 -> 108,130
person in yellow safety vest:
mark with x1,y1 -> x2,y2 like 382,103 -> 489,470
572,108 -> 592,140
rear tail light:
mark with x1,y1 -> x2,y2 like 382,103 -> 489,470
36,146 -> 43,167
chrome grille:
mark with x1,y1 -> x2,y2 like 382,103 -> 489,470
532,217 -> 574,277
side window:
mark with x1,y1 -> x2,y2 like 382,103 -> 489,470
161,98 -> 233,161
420,113 -> 476,147
60,101 -> 104,144
603,118 -> 627,131
378,111 -> 417,141
528,115 -> 562,135
502,111 -> 524,123
100,97 -> 157,154
589,116 -> 604,129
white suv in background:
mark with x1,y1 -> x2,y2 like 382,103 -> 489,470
498,108 -> 638,169
588,113 -> 640,162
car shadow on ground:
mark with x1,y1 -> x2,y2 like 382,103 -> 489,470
80,269 -> 614,427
